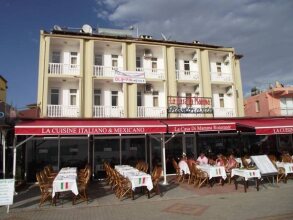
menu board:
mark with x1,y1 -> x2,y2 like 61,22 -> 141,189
251,155 -> 278,175
0,179 -> 15,206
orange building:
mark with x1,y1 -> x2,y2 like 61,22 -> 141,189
244,82 -> 293,117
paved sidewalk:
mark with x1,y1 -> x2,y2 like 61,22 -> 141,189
1,177 -> 293,220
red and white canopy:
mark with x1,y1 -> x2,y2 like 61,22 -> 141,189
15,119 -> 167,136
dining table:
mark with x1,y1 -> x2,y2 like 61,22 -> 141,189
231,168 -> 261,193
52,167 -> 78,204
198,164 -> 227,186
115,165 -> 153,199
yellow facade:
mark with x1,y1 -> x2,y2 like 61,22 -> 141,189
37,31 -> 244,118
0,75 -> 7,103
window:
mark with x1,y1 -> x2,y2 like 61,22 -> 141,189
69,89 -> 77,105
95,55 -> 103,66
94,89 -> 101,106
111,91 -> 118,106
52,52 -> 60,63
184,60 -> 190,71
151,58 -> 157,70
153,91 -> 159,107
255,100 -> 260,113
50,89 -> 59,105
137,91 -> 142,106
219,93 -> 224,108
216,62 -> 222,73
186,93 -> 192,106
136,57 -> 141,68
112,55 -> 118,69
70,52 -> 78,66
175,59 -> 178,70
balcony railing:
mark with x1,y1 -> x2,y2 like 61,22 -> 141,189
136,68 -> 165,80
47,105 -> 80,117
93,106 -> 124,118
177,113 -> 204,118
213,108 -> 235,117
48,63 -> 80,75
176,70 -> 200,81
137,106 -> 166,118
269,108 -> 293,116
210,72 -> 232,83
93,65 -> 122,77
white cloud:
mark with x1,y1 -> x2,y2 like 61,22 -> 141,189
95,0 -> 293,93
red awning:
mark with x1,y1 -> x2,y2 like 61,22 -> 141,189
15,119 -> 167,136
237,118 -> 293,135
162,119 -> 236,133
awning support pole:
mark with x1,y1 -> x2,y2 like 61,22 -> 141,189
12,136 -> 17,179
2,131 -> 6,178
161,133 -> 168,185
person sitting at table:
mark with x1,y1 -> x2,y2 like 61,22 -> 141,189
187,153 -> 197,167
216,154 -> 225,166
197,152 -> 208,165
225,154 -> 237,172
178,153 -> 190,180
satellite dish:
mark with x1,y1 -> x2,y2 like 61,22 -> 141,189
53,25 -> 62,31
82,24 -> 93,34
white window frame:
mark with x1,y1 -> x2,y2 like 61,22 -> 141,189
69,89 -> 77,106
153,91 -> 159,107
95,54 -> 103,66
111,91 -> 118,106
50,88 -> 59,105
52,51 -> 61,63
94,89 -> 101,106
219,93 -> 224,108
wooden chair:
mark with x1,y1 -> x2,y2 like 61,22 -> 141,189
151,166 -> 163,196
188,163 -> 197,185
172,159 -> 181,182
282,154 -> 292,163
36,172 -> 53,207
73,168 -> 91,204
277,167 -> 286,183
196,169 -> 209,188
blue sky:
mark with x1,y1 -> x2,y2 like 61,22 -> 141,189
1,0 -> 293,108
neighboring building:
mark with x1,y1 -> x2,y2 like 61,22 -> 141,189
0,75 -> 7,102
245,82 -> 293,117
37,27 -> 244,119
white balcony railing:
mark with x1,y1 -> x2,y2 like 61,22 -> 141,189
136,68 -> 165,80
178,113 -> 204,118
210,72 -> 232,83
93,66 -> 122,77
137,106 -> 166,118
48,63 -> 80,75
47,105 -> 80,117
176,70 -> 200,81
93,106 -> 124,118
213,108 -> 235,117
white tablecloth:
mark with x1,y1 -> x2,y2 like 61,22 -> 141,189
52,167 -> 78,198
115,165 -> 153,191
231,168 -> 261,181
178,161 -> 190,175
198,165 -> 227,180
276,162 -> 293,176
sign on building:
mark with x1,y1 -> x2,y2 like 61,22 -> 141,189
167,96 -> 213,115
113,70 -> 146,84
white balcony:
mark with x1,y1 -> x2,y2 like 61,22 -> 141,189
48,63 -> 80,75
210,72 -> 232,83
136,68 -> 165,80
93,65 -> 122,77
137,106 -> 166,118
176,70 -> 200,81
93,106 -> 124,118
47,105 -> 80,117
213,108 -> 235,117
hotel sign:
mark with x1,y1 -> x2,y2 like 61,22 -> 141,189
113,70 -> 146,84
167,96 -> 213,114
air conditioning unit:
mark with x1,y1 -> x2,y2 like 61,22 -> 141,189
144,49 -> 153,59
226,86 -> 233,96
194,85 -> 200,94
223,55 -> 229,65
191,52 -> 197,62
140,35 -> 153,39
145,83 -> 153,93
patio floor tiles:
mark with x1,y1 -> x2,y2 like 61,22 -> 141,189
162,203 -> 209,216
